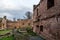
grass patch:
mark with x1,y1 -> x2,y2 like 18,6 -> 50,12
0,30 -> 12,35
0,35 -> 14,40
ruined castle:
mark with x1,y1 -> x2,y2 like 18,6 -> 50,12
0,16 -> 32,29
33,0 -> 60,40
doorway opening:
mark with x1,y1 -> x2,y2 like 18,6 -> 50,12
40,25 -> 43,32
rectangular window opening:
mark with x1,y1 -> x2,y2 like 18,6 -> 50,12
40,25 -> 43,32
47,0 -> 54,9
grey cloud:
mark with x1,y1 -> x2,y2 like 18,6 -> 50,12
0,7 -> 32,19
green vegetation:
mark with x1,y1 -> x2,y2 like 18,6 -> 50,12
17,33 -> 29,40
0,30 -> 12,35
16,26 -> 45,40
0,35 -> 14,40
17,30 -> 45,40
19,26 -> 38,36
26,27 -> 37,36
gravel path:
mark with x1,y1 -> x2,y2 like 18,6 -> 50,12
29,36 -> 45,40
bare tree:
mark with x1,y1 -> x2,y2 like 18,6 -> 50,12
25,11 -> 32,19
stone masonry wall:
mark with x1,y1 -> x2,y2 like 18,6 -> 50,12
33,0 -> 60,40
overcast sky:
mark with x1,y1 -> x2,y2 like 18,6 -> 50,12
0,0 -> 40,20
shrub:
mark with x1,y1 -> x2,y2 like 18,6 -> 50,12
26,27 -> 37,36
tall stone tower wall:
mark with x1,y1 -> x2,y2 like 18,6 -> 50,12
33,0 -> 60,40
